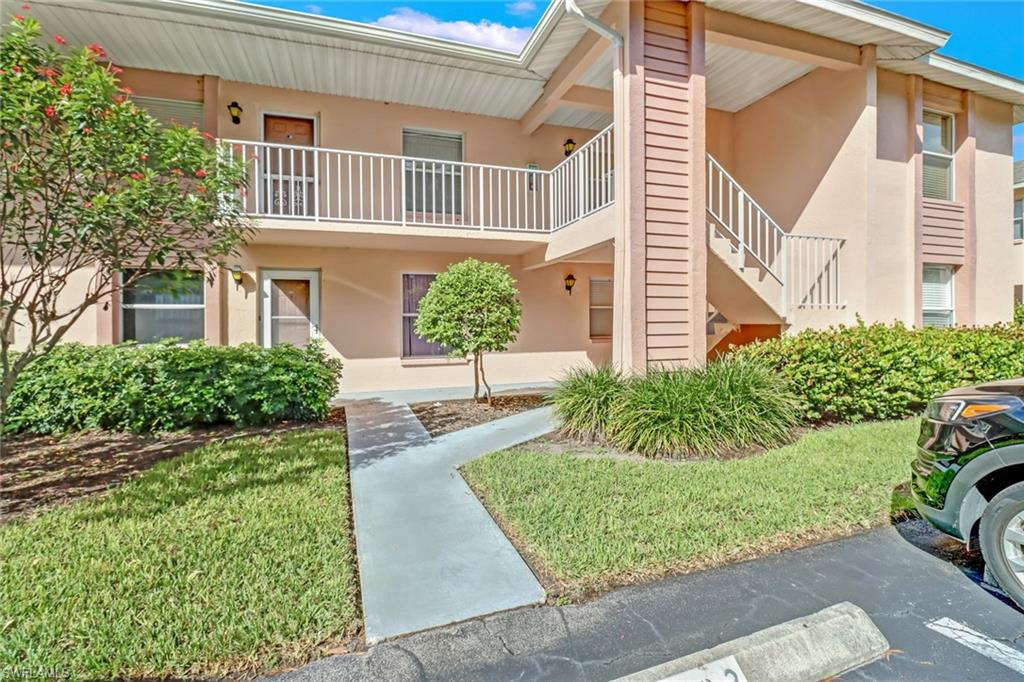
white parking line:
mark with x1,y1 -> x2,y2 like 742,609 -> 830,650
926,617 -> 1024,676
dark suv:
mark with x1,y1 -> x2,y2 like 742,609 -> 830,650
912,377 -> 1024,609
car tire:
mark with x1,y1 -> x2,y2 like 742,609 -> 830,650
979,481 -> 1024,610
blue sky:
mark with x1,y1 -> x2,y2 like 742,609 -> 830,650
258,0 -> 1022,157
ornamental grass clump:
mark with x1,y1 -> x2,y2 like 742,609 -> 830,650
605,357 -> 801,458
548,364 -> 625,441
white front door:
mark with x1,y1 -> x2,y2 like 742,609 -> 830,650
261,270 -> 320,348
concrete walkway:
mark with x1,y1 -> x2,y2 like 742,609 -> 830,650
345,399 -> 556,643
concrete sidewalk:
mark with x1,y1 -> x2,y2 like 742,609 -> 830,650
345,400 -> 556,643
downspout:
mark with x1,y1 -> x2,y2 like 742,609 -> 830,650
563,0 -> 622,47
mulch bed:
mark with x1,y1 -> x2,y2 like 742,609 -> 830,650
409,393 -> 546,437
0,408 -> 346,522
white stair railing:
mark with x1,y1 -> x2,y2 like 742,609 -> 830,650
221,122 -> 613,234
706,154 -> 845,313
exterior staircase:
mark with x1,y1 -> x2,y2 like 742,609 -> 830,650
705,155 -> 845,330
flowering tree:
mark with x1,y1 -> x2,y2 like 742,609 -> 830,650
415,258 -> 522,403
0,13 -> 252,417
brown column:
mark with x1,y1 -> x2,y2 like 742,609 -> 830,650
95,265 -> 120,345
205,267 -> 225,345
202,75 -> 220,137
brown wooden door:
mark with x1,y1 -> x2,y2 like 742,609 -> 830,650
262,115 -> 315,216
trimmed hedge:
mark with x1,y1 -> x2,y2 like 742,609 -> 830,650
4,340 -> 343,434
736,321 -> 1024,423
549,356 -> 801,458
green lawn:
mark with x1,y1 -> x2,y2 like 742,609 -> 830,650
463,420 -> 918,596
0,429 -> 359,680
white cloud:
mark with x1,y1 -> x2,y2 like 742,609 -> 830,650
505,0 -> 537,17
304,4 -> 323,14
373,7 -> 531,53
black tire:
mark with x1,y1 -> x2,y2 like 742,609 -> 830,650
979,481 -> 1024,610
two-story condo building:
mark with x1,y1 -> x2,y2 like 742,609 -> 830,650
18,0 -> 1024,394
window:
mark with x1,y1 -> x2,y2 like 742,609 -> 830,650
401,274 -> 447,357
921,264 -> 954,328
1014,198 -> 1023,241
589,277 -> 613,339
402,129 -> 463,216
922,110 -> 954,201
121,270 -> 205,343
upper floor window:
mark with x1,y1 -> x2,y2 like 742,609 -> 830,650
922,110 -> 954,201
402,129 -> 463,217
121,270 -> 205,343
921,264 -> 954,328
1014,198 -> 1023,241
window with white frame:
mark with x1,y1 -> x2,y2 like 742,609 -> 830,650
589,277 -> 613,339
121,270 -> 205,343
402,129 -> 463,217
1014,198 -> 1023,241
922,110 -> 954,201
921,264 -> 954,328
401,273 -> 447,357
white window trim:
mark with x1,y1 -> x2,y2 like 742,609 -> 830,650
589,276 -> 613,340
260,269 -> 321,348
120,270 -> 205,343
922,264 -> 955,328
922,108 -> 955,201
1013,198 -> 1023,242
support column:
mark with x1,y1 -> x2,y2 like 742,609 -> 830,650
908,75 -> 924,327
612,0 -> 707,373
954,90 -> 977,326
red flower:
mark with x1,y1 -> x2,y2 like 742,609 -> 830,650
60,83 -> 72,97
83,127 -> 92,134
11,65 -> 21,73
130,172 -> 144,180
120,85 -> 133,94
83,201 -> 92,208
44,105 -> 55,117
111,65 -> 123,75
14,14 -> 24,22
54,35 -> 67,45
194,169 -> 208,178
139,153 -> 148,161
201,131 -> 214,140
40,67 -> 56,78
21,3 -> 31,9
86,43 -> 106,58
196,186 -> 208,193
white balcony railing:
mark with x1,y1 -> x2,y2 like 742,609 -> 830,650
221,123 -> 613,234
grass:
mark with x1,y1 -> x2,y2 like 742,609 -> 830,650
462,419 -> 918,597
0,429 -> 359,680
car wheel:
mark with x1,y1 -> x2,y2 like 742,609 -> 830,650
979,481 -> 1024,610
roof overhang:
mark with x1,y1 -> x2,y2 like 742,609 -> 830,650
880,53 -> 1024,124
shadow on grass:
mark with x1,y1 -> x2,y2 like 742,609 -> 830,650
72,430 -> 345,524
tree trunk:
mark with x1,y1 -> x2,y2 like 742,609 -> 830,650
472,352 -> 480,401
479,353 -> 492,405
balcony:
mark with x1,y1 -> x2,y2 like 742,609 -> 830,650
221,124 -> 613,235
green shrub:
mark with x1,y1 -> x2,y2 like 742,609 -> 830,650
1014,302 -> 1024,326
605,357 -> 802,458
548,365 -> 625,441
4,340 -> 342,434
736,321 -> 1024,423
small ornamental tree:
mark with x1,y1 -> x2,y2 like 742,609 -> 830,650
0,14 -> 252,418
415,258 -> 522,403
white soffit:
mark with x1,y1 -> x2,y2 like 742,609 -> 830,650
706,43 -> 816,112
24,0 -> 610,121
547,106 -> 612,130
706,0 -> 948,59
880,54 -> 1024,124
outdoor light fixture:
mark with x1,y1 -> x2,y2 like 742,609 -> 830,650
230,265 -> 244,285
227,101 -> 243,125
563,138 -> 576,157
564,273 -> 576,295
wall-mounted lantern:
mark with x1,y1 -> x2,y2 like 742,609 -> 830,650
230,264 -> 244,285
563,138 -> 576,157
227,101 -> 243,125
564,273 -> 576,295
